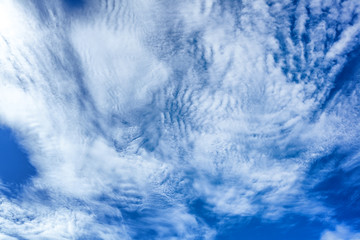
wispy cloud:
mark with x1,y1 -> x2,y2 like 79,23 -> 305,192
321,224 -> 360,240
0,0 -> 359,239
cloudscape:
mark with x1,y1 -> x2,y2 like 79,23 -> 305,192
0,0 -> 360,239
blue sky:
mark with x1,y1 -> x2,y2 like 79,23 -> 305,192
0,0 -> 360,239
0,127 -> 36,186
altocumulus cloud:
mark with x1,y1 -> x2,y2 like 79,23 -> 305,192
0,0 -> 360,239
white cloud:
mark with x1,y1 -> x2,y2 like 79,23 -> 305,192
321,225 -> 360,240
0,0 -> 359,238
0,195 -> 103,239
0,233 -> 17,240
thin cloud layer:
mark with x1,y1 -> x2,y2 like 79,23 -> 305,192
0,0 -> 359,239
321,224 -> 360,240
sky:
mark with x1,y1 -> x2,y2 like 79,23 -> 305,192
0,0 -> 360,239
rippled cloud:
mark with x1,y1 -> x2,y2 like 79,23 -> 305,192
0,0 -> 359,239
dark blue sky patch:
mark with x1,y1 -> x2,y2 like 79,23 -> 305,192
189,198 -> 219,227
122,208 -> 170,240
62,0 -> 86,10
321,47 -> 360,112
307,148 -> 346,177
311,166 -> 360,230
215,215 -> 328,240
0,126 -> 36,185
